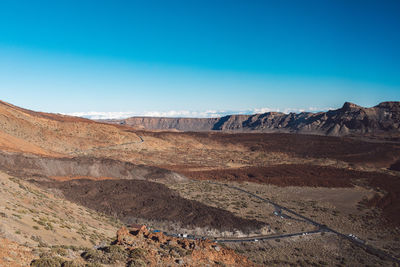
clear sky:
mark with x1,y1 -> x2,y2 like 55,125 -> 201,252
0,0 -> 399,118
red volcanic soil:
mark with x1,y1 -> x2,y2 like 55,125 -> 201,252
367,174 -> 400,226
36,179 -> 265,233
0,100 -> 93,123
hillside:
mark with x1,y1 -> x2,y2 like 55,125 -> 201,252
0,99 -> 399,172
0,170 -> 121,266
104,101 -> 400,137
0,171 -> 254,266
1,100 -> 400,265
0,100 -> 145,156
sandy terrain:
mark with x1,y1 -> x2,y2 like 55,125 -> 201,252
0,171 -> 120,249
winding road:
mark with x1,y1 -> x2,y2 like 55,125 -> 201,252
64,134 -> 399,263
215,230 -> 322,243
210,181 -> 400,264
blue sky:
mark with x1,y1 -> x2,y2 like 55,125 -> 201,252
0,0 -> 399,118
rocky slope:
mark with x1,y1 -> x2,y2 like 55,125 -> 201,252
31,225 -> 255,267
0,151 -> 188,184
0,170 -> 255,266
0,151 -> 265,235
0,100 -> 143,156
36,178 -> 265,234
104,102 -> 400,137
0,170 -> 121,266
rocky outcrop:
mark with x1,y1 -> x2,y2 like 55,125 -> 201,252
30,225 -> 256,266
104,102 -> 400,137
114,225 -> 255,266
114,117 -> 219,131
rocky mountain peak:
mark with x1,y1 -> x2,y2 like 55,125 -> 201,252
376,101 -> 400,110
341,102 -> 362,111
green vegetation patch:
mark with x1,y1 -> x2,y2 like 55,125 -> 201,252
30,257 -> 65,267
81,245 -> 128,264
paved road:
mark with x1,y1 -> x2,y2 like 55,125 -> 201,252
215,230 -> 322,243
209,181 -> 400,264
161,229 -> 321,244
67,136 -> 398,264
69,135 -> 144,155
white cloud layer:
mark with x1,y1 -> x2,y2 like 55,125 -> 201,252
64,107 -> 331,120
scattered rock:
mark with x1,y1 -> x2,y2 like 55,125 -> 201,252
176,258 -> 184,264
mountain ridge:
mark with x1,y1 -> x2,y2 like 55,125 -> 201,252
102,101 -> 400,137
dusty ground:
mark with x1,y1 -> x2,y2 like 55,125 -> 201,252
178,164 -> 400,227
0,169 -> 258,266
168,179 -> 400,264
168,181 -> 315,235
0,171 -> 120,250
240,182 -> 400,259
0,151 -> 188,184
226,232 -> 396,266
144,131 -> 400,169
0,238 -> 34,267
36,179 -> 265,234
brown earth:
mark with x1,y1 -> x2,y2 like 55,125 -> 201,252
1,100 -> 400,264
1,100 -> 399,228
389,159 -> 400,171
0,238 -> 34,267
0,100 -> 94,124
1,100 -> 400,228
35,179 -> 265,233
179,164 -> 400,226
0,131 -> 57,157
50,175 -> 117,181
0,151 -> 188,184
0,170 -> 121,264
1,99 -> 400,170
153,131 -> 400,168
226,233 -> 396,266
0,99 -> 144,157
178,164 -> 360,187
366,174 -> 400,226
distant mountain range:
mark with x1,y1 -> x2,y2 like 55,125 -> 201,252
102,102 -> 400,137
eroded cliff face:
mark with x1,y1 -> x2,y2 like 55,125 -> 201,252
104,102 -> 400,137
110,117 -> 219,131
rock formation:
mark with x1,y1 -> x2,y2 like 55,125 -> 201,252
114,225 -> 255,266
104,102 -> 400,137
